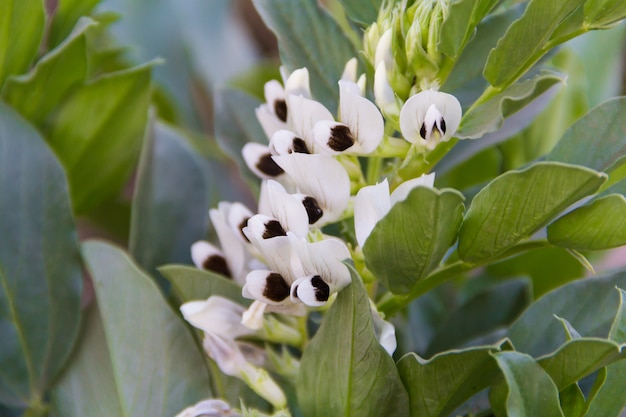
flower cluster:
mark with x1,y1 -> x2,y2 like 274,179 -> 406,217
179,7 -> 463,408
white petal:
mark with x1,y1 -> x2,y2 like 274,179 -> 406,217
286,95 -> 334,152
399,89 -> 462,146
291,275 -> 330,307
255,105 -> 288,141
242,142 -> 284,179
180,296 -> 251,339
371,307 -> 397,355
264,79 -> 285,108
374,61 -> 398,116
269,129 -> 310,155
341,57 -> 358,83
190,241 -> 226,272
293,236 -> 351,292
264,180 -> 309,238
241,300 -> 267,330
243,270 -> 293,305
339,79 -> 384,154
225,202 -> 253,243
357,73 -> 367,96
312,120 -> 356,155
273,153 -> 350,224
243,230 -> 298,282
202,332 -> 249,377
390,172 -> 436,205
245,214 -> 287,240
375,29 -> 393,68
354,180 -> 391,247
175,399 -> 238,417
210,204 -> 248,283
284,67 -> 311,98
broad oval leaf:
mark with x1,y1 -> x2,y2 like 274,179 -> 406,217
507,270 -> 626,356
2,18 -> 96,125
0,103 -> 82,407
490,352 -> 565,417
129,121 -> 212,275
252,0 -> 359,112
159,265 -> 249,305
337,0 -> 381,26
584,0 -> 626,28
82,240 -> 212,417
363,186 -> 465,294
47,62 -> 155,214
458,162 -> 607,263
0,0 -> 45,86
457,71 -> 564,139
484,0 -> 586,88
297,265 -> 409,417
546,97 -> 626,174
439,0 -> 500,59
547,194 -> 626,250
397,340 -> 510,417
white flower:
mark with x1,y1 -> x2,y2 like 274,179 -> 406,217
191,202 -> 253,285
313,80 -> 384,155
279,94 -> 334,154
272,153 -> 350,225
354,173 -> 435,247
374,61 -> 400,117
370,303 -> 397,356
341,57 -> 366,95
256,180 -> 310,237
242,142 -> 288,180
399,89 -> 462,149
175,399 -> 240,417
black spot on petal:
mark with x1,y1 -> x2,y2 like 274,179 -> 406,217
262,220 -> 287,239
239,217 -> 250,242
419,123 -> 427,140
274,99 -> 288,122
291,137 -> 310,154
256,153 -> 284,177
328,125 -> 355,152
202,255 -> 232,278
440,118 -> 446,134
302,196 -> 323,224
311,275 -> 330,302
263,273 -> 290,302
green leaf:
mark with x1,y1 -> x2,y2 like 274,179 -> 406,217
397,340 -> 510,417
546,97 -> 626,174
547,193 -> 626,250
363,186 -> 465,294
2,18 -> 96,125
559,383 -> 585,417
252,0 -> 359,112
50,306 -> 124,417
48,0 -> 101,47
582,361 -> 626,417
457,71 -> 564,139
507,270 -> 626,356
426,279 -> 530,356
0,0 -> 45,87
47,62 -> 154,214
490,352 -> 565,417
159,265 -> 249,305
537,338 -> 626,390
297,265 -> 409,417
129,121 -> 212,275
584,0 -> 626,28
337,0 -> 380,26
439,0 -> 500,58
82,241 -> 212,417
0,103 -> 82,406
484,0 -> 586,88
458,162 -> 607,263
609,287 -> 626,344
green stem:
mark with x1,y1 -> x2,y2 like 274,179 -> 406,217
377,239 -> 551,316
366,156 -> 382,185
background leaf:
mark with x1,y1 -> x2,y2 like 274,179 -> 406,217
490,351 -> 565,417
48,0 -> 101,48
297,265 -> 409,417
252,0 -> 359,112
0,103 -> 82,407
397,341 -> 509,417
337,0 -> 380,26
1,18 -> 96,125
82,240 -> 212,417
546,97 -> 626,175
0,0 -> 45,86
439,0 -> 500,58
363,187 -> 465,294
458,162 -> 606,262
159,265 -> 249,305
129,120 -> 212,275
47,62 -> 154,214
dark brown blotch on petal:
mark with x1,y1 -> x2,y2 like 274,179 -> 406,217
440,118 -> 446,134
238,217 -> 251,242
202,255 -> 232,278
263,272 -> 291,302
302,196 -> 323,224
419,123 -> 427,140
274,99 -> 288,122
256,153 -> 284,177
262,219 -> 287,239
328,125 -> 355,152
311,275 -> 330,302
291,137 -> 310,154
